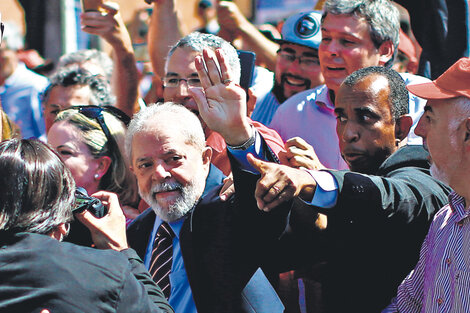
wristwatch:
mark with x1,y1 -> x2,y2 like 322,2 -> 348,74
226,126 -> 256,150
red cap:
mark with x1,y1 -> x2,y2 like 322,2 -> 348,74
407,57 -> 470,99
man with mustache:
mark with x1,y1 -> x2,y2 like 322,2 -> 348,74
161,31 -> 286,176
382,58 -> 470,312
247,66 -> 450,312
270,0 -> 430,170
126,49 -> 287,313
249,11 -> 325,126
145,0 -> 324,128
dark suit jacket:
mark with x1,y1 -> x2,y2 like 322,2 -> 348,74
395,0 -> 469,79
127,154 -> 289,313
0,232 -> 173,313
276,145 -> 451,313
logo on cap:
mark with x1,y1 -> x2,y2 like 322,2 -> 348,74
294,13 -> 320,39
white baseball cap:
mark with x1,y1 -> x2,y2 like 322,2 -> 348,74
278,11 -> 322,50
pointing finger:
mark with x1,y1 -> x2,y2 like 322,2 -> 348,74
247,153 -> 269,173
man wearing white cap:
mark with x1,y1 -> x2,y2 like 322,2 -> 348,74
250,11 -> 325,126
270,0 -> 430,170
383,57 -> 470,312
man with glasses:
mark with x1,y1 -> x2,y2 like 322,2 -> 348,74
270,0 -> 431,170
250,11 -> 325,126
162,32 -> 286,176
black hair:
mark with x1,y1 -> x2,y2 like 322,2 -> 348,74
0,139 -> 75,235
343,66 -> 409,120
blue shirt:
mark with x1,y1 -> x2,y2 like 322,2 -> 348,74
142,134 -> 265,313
142,164 -> 224,313
251,91 -> 281,126
144,218 -> 196,313
231,131 -> 339,208
0,63 -> 48,140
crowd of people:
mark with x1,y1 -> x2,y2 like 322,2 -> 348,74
0,0 -> 469,312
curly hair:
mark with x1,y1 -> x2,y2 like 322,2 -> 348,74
42,65 -> 115,107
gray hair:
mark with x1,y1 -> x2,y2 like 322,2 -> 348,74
125,102 -> 206,162
42,65 -> 115,107
449,97 -> 470,132
166,32 -> 241,84
57,49 -> 114,82
323,0 -> 399,68
0,139 -> 74,235
343,66 -> 408,120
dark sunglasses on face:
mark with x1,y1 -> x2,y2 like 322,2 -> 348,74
68,105 -> 131,149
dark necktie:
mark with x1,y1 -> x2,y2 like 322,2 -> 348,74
149,222 -> 175,299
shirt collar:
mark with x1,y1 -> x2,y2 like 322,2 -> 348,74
449,191 -> 469,219
314,85 -> 335,111
154,215 -> 185,239
3,62 -> 26,87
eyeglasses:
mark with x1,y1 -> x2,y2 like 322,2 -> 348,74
0,23 -> 4,42
162,76 -> 202,88
69,105 -> 131,149
276,49 -> 320,70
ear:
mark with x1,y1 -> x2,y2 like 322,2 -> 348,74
395,115 -> 412,141
95,156 -> 112,180
48,223 -> 69,241
202,146 -> 213,170
377,40 -> 395,66
464,118 -> 470,149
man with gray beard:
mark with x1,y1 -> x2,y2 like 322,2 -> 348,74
126,102 -> 287,313
126,48 -> 287,313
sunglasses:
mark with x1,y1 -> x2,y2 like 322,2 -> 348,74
69,105 -> 131,150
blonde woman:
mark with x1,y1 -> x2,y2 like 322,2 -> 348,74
47,106 -> 140,221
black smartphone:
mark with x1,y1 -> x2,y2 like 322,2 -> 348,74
237,50 -> 256,92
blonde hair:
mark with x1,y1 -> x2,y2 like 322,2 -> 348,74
55,108 -> 139,207
0,106 -> 21,141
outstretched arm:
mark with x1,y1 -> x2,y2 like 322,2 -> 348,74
81,2 -> 139,117
217,1 -> 279,71
247,154 -> 317,212
147,0 -> 184,79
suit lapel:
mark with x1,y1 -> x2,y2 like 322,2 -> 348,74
126,208 -> 156,259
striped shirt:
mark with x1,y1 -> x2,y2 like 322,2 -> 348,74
383,191 -> 470,313
251,91 -> 281,126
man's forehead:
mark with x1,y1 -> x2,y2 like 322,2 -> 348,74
337,76 -> 391,109
280,43 -> 318,56
166,47 -> 199,70
322,13 -> 370,34
131,127 -> 200,160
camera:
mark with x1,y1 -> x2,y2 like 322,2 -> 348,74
73,187 -> 107,218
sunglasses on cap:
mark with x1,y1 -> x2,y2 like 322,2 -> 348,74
68,105 -> 131,150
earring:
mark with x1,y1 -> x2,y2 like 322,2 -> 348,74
94,174 -> 99,180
